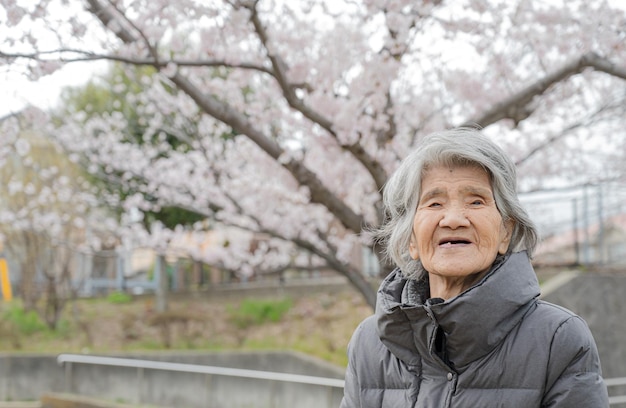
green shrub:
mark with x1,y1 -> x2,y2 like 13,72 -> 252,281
3,305 -> 46,335
229,298 -> 292,329
106,291 -> 133,304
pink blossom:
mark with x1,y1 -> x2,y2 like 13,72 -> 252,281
1,0 -> 625,296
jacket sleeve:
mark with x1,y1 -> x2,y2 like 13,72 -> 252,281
542,315 -> 609,407
340,319 -> 367,408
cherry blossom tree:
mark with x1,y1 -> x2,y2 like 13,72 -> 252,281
1,0 -> 626,308
0,109 -> 118,327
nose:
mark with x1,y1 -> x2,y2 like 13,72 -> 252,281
439,206 -> 470,229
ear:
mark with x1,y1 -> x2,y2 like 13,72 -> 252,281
409,234 -> 419,260
498,219 -> 515,255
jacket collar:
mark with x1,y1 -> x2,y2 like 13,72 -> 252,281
376,251 -> 540,370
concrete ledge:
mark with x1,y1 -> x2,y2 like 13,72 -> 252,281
0,351 -> 345,408
0,402 -> 41,408
40,394 -> 156,408
540,270 -> 581,298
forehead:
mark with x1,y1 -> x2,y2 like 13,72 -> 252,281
420,164 -> 493,194
422,163 -> 491,181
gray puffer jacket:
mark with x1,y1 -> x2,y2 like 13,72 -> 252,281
340,252 -> 608,407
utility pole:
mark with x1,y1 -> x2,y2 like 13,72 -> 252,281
572,198 -> 580,265
155,254 -> 168,313
582,185 -> 591,265
597,184 -> 604,265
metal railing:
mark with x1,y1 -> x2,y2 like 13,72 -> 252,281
607,377 -> 626,406
57,354 -> 626,406
56,353 -> 345,388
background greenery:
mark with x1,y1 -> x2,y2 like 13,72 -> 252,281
0,288 -> 371,367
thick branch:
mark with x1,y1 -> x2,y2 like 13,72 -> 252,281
83,0 -> 366,234
246,4 -> 389,191
587,54 -> 626,80
459,52 -> 626,128
169,73 -> 365,234
291,236 -> 376,308
9,40 -> 382,220
225,196 -> 377,308
85,0 -> 137,44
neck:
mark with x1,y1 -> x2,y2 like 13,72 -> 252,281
428,271 -> 489,300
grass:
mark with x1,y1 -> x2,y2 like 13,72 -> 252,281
106,291 -> 134,304
228,298 -> 293,328
3,304 -> 48,335
0,288 -> 371,368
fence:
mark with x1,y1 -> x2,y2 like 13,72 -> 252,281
55,354 -> 626,407
56,354 -> 344,408
607,377 -> 626,406
521,182 -> 626,266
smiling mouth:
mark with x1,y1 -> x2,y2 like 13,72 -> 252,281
439,240 -> 471,246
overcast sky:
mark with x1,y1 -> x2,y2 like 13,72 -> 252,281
2,0 -> 624,116
0,60 -> 109,116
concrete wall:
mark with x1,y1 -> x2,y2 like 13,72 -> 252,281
3,272 -> 625,406
541,272 -> 626,380
0,354 -> 63,401
0,351 -> 344,408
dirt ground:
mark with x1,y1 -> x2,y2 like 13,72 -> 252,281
0,265 -> 578,367
0,287 -> 372,368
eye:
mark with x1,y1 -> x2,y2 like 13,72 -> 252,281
470,199 -> 485,206
427,201 -> 442,208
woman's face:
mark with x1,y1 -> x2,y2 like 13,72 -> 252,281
409,164 -> 513,280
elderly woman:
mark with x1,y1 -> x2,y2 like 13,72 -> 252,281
340,128 -> 608,407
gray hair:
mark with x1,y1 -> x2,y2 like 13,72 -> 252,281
377,128 -> 538,278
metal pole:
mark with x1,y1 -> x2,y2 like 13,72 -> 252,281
582,185 -> 590,265
155,254 -> 168,313
597,184 -> 604,265
573,198 -> 580,265
116,251 -> 125,292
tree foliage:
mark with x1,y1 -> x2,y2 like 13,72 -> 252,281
57,64 -> 207,229
1,0 -> 626,307
0,111 -> 117,328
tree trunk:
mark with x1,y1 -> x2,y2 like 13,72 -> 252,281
341,265 -> 377,310
155,254 -> 168,313
20,261 -> 38,311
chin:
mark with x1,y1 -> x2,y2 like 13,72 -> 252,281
427,265 -> 489,278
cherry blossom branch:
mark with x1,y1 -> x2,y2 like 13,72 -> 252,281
85,0 -> 136,44
103,0 -> 161,63
82,0 -> 366,235
0,49 -> 272,74
0,111 -> 21,123
76,126 -> 372,300
168,72 -> 365,233
515,98 -> 625,167
0,48 -> 272,75
223,197 -> 377,307
459,52 -> 626,128
244,2 -> 389,191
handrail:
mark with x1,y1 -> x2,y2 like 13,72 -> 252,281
607,377 -> 626,387
605,377 -> 626,406
56,354 -> 345,388
56,354 -> 626,406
